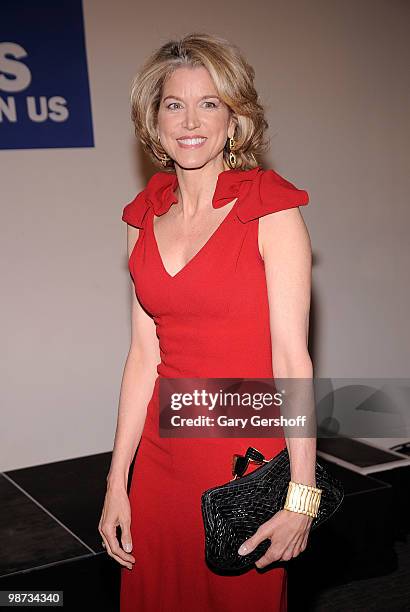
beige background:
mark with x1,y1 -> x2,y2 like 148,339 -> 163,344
1,0 -> 409,470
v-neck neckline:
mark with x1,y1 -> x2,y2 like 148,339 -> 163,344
150,197 -> 239,280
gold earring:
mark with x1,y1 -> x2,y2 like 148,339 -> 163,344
160,153 -> 170,167
158,137 -> 171,167
228,137 -> 237,169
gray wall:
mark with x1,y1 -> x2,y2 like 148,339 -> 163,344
1,0 -> 409,470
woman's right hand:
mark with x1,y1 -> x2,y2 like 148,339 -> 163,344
98,484 -> 136,570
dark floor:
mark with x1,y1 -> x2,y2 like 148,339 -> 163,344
0,450 -> 409,611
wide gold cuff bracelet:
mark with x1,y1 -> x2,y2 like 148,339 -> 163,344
283,481 -> 322,518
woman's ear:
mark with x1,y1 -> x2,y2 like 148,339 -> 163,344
228,113 -> 237,140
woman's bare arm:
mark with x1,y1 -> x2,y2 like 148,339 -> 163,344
106,224 -> 160,491
234,208 -> 316,567
260,207 -> 316,486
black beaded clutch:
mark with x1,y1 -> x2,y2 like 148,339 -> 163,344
201,446 -> 344,572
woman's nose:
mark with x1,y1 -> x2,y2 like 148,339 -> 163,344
182,108 -> 200,130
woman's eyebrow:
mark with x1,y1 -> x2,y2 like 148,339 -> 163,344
162,95 -> 221,102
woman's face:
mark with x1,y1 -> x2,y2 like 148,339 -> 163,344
157,66 -> 236,171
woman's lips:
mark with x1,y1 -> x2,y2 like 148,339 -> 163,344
176,137 -> 207,149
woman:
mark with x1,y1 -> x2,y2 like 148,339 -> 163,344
99,33 -> 317,611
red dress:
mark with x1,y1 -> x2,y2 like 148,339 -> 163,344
120,165 -> 309,611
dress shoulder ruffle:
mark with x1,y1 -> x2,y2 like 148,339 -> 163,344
235,168 -> 309,223
121,189 -> 150,229
121,167 -> 309,228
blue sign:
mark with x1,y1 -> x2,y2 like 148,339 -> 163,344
0,0 -> 94,150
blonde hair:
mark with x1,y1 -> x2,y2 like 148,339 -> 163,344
130,32 -> 269,171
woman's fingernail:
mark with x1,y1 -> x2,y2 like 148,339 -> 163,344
124,543 -> 132,552
238,544 -> 248,555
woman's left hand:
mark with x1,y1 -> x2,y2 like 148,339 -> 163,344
237,509 -> 313,568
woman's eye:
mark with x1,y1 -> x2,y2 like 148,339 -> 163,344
166,101 -> 218,110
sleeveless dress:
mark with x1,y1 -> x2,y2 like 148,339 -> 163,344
119,165 -> 309,612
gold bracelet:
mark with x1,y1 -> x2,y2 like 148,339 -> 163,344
283,481 -> 322,518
